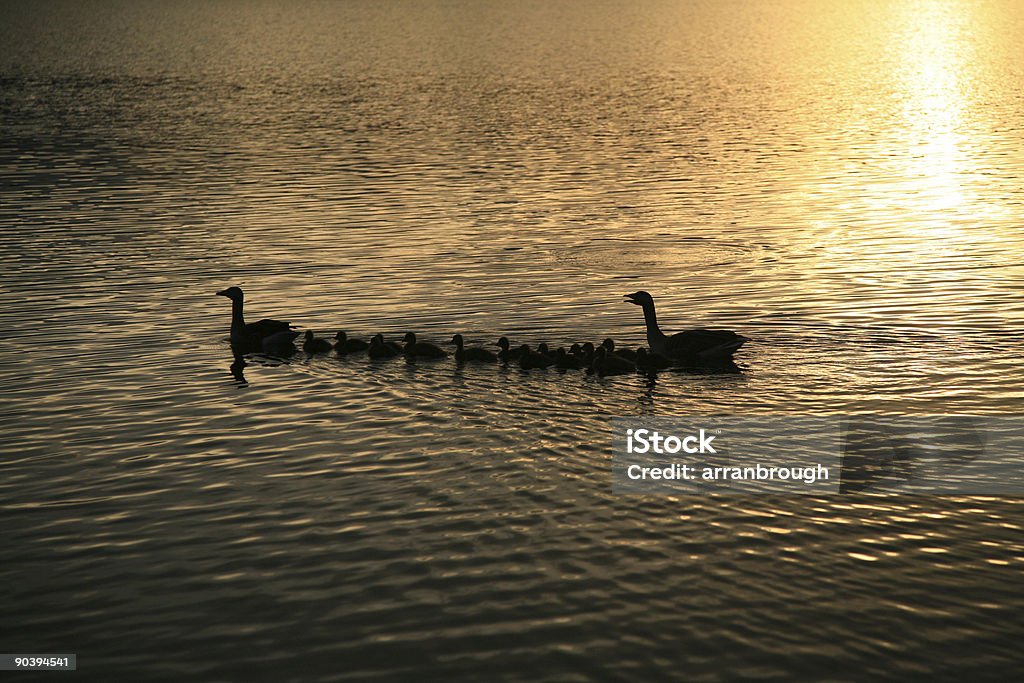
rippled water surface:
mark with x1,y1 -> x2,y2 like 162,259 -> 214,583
2,1 -> 1023,679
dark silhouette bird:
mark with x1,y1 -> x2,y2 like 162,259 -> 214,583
569,343 -> 583,357
591,347 -> 636,376
303,330 -> 334,354
368,333 -> 401,359
554,347 -> 584,369
518,344 -> 553,369
600,338 -> 638,362
216,286 -> 294,352
635,347 -> 671,372
334,331 -> 369,355
580,342 -> 597,368
402,332 -> 448,358
261,330 -> 300,358
536,343 -> 558,361
450,334 -> 498,363
624,291 -> 747,362
495,337 -> 523,363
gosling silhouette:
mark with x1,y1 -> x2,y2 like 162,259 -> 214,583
495,337 -> 523,363
216,286 -> 294,352
402,332 -> 448,359
554,347 -> 584,369
600,338 -> 637,362
518,344 -> 553,370
450,334 -> 498,363
261,330 -> 300,358
591,346 -> 636,376
635,347 -> 671,372
368,333 -> 401,359
334,331 -> 369,355
624,291 -> 746,362
303,330 -> 334,354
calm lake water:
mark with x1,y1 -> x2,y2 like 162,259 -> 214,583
2,0 -> 1023,679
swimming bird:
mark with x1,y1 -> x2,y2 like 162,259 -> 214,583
635,347 -> 671,372
580,342 -> 597,368
591,347 -> 636,376
303,330 -> 334,354
536,342 -> 558,361
600,338 -> 638,362
518,344 -> 552,370
261,330 -> 300,358
450,334 -> 498,363
554,347 -> 584,369
216,286 -> 294,351
495,337 -> 523,363
368,333 -> 401,359
569,343 -> 583,357
624,291 -> 747,361
402,332 -> 448,359
334,331 -> 369,355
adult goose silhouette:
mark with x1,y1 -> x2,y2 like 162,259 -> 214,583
216,286 -> 295,352
624,291 -> 747,362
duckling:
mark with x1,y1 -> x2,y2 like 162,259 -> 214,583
303,330 -> 334,354
518,344 -> 553,370
216,286 -> 294,351
334,331 -> 369,355
261,330 -> 300,358
450,334 -> 498,363
554,347 -> 584,369
569,343 -> 583,357
580,342 -> 597,369
592,347 -> 636,376
495,337 -> 523,363
368,333 -> 401,359
600,338 -> 638,362
635,347 -> 671,372
402,332 -> 448,359
624,290 -> 747,361
536,342 -> 558,361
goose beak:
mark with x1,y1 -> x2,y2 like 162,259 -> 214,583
624,293 -> 638,304
216,289 -> 228,297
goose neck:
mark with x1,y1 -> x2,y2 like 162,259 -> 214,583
641,301 -> 665,344
231,299 -> 245,330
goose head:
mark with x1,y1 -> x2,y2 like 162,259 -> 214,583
537,342 -> 550,355
496,336 -> 511,350
450,334 -> 464,347
370,333 -> 385,346
217,286 -> 244,302
304,330 -> 315,341
601,338 -> 616,351
624,291 -> 653,307
335,331 -> 348,341
403,332 -> 417,344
